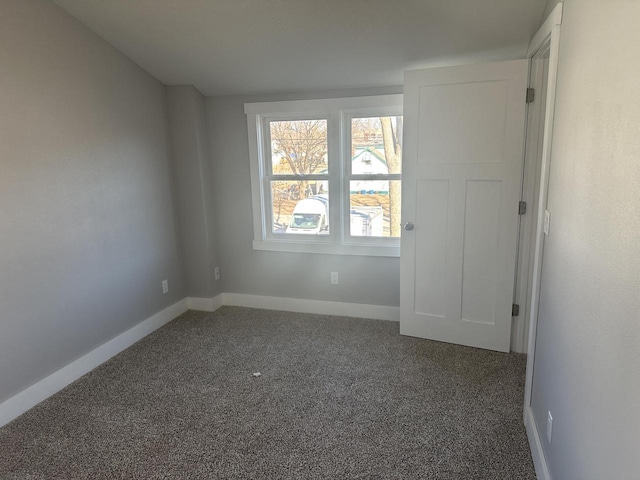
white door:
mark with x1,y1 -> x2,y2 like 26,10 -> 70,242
400,60 -> 528,352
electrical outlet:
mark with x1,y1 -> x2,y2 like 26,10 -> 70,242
162,279 -> 169,294
546,411 -> 553,443
330,272 -> 339,285
214,267 -> 220,281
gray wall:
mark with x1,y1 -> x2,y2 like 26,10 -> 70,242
0,0 -> 184,402
167,86 -> 220,298
530,0 -> 640,478
540,0 -> 561,23
206,87 -> 402,306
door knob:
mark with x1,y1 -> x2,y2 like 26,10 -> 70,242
403,222 -> 414,231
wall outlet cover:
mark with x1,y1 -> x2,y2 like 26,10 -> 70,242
162,279 -> 169,294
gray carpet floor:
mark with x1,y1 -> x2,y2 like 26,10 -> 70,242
0,307 -> 535,479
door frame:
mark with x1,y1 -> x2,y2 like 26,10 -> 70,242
519,8 -> 564,479
521,3 -> 563,408
511,46 -> 548,354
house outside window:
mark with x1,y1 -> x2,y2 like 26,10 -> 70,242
245,95 -> 402,256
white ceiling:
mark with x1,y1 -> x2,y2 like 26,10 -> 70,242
53,0 -> 547,97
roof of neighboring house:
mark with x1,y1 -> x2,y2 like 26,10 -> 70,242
352,146 -> 387,166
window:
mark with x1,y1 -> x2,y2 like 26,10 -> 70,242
268,119 -> 329,235
245,95 -> 403,256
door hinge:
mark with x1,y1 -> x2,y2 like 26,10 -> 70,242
526,88 -> 535,104
512,304 -> 520,316
519,201 -> 527,215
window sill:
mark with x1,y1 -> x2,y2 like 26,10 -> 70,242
252,240 -> 400,257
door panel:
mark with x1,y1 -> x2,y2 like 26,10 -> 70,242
414,180 -> 448,317
461,180 -> 502,325
418,81 -> 509,164
400,60 -> 528,352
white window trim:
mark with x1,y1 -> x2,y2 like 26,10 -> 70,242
245,94 -> 403,257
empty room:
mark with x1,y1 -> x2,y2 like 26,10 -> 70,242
1,0 -> 638,478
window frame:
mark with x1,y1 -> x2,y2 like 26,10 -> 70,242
245,94 -> 403,257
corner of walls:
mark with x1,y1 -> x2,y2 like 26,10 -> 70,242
194,87 -> 222,297
166,85 -> 221,299
162,85 -> 187,301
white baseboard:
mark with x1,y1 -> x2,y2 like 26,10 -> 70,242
221,292 -> 399,321
186,294 -> 223,312
525,406 -> 552,480
0,299 -> 188,429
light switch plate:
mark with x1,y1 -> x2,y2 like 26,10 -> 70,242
544,210 -> 551,236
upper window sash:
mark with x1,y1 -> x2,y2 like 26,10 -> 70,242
341,107 -> 403,178
263,115 -> 330,178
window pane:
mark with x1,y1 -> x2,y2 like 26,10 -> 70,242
350,180 -> 401,238
351,116 -> 402,174
270,120 -> 328,175
271,181 -> 329,235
